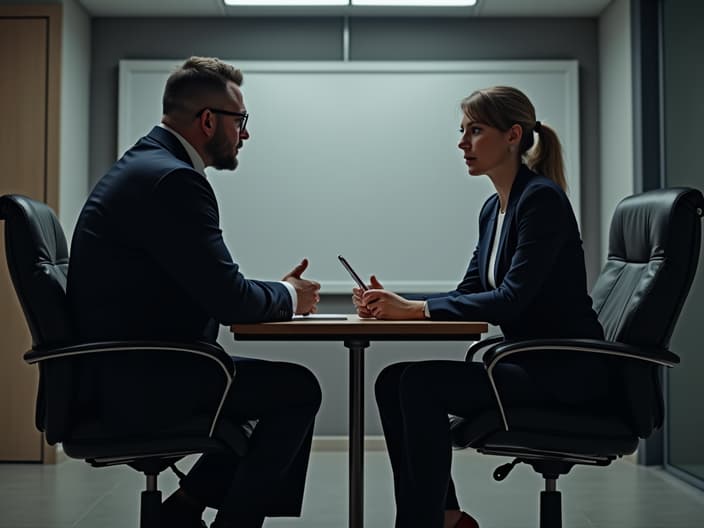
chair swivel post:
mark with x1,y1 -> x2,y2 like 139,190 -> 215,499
539,476 -> 561,528
140,473 -> 161,528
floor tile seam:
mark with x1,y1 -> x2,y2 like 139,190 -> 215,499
69,477 -> 127,528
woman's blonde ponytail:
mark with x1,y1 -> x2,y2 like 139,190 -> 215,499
525,122 -> 567,191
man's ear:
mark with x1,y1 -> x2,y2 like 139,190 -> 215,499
199,109 -> 216,138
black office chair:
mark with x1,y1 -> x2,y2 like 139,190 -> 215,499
450,187 -> 704,528
0,194 -> 249,528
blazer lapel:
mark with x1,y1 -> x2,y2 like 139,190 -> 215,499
479,198 -> 498,290
494,203 -> 514,285
494,166 -> 532,284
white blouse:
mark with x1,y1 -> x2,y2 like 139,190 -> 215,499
487,209 -> 506,289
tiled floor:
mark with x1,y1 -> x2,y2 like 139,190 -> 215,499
1,449 -> 703,527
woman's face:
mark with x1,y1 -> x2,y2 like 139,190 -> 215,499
457,114 -> 518,177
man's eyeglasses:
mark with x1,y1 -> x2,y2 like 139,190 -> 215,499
196,108 -> 248,131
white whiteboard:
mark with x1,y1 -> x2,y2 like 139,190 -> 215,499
119,60 -> 580,293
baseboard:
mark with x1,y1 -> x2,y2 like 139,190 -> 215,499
623,450 -> 638,464
312,435 -> 387,452
47,443 -> 68,464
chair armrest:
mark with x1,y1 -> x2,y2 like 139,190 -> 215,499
482,338 -> 679,370
480,338 -> 679,432
465,335 -> 505,361
24,340 -> 235,438
25,340 -> 234,377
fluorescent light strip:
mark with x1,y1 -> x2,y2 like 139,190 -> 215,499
224,0 -> 348,5
224,0 -> 477,5
353,0 -> 476,5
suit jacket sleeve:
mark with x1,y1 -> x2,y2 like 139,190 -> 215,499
144,168 -> 292,324
426,185 -> 567,323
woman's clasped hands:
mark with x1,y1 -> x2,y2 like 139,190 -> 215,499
352,275 -> 426,320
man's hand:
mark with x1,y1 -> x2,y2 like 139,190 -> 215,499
352,275 -> 383,318
283,258 -> 321,315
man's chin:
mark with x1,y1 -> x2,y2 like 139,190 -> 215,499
213,157 -> 238,171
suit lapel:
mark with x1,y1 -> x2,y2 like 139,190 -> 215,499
494,203 -> 513,284
479,198 -> 498,290
493,166 -> 532,285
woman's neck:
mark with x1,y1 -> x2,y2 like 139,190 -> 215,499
488,158 -> 521,213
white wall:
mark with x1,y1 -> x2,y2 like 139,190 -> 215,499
59,0 -> 91,237
120,60 -> 580,293
598,0 -> 633,261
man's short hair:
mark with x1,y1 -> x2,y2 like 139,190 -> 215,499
162,57 -> 243,117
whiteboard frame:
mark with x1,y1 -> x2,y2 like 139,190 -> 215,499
118,60 -> 580,293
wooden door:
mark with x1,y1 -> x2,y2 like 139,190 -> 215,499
0,5 -> 61,462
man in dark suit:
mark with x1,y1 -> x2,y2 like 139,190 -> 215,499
67,57 -> 322,528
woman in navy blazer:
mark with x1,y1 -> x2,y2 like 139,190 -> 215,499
354,86 -> 606,528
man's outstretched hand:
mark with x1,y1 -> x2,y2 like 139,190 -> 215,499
283,258 -> 321,315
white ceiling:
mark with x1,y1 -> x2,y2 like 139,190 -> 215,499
78,0 -> 613,17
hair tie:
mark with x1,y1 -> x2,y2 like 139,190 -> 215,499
534,120 -> 542,133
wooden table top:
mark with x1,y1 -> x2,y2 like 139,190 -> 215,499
231,315 -> 488,339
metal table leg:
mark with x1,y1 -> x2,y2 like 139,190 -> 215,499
345,338 -> 369,528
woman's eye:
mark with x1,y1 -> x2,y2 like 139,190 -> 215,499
471,127 -> 482,134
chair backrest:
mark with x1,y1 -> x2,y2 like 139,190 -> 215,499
0,194 -> 75,442
591,187 -> 703,435
0,194 -> 73,347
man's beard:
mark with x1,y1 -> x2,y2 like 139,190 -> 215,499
206,126 -> 238,171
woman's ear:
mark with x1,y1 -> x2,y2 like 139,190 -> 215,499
507,123 -> 523,146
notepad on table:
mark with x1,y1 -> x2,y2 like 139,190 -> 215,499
292,314 -> 348,321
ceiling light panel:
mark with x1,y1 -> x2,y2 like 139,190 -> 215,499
225,0 -> 476,5
224,0 -> 348,5
352,0 -> 476,5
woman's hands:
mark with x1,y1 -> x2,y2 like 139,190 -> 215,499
352,275 -> 382,318
352,275 -> 426,320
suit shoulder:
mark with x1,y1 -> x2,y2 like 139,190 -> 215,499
520,175 -> 569,209
129,140 -> 211,192
129,138 -> 195,176
517,174 -> 578,232
151,169 -> 217,213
